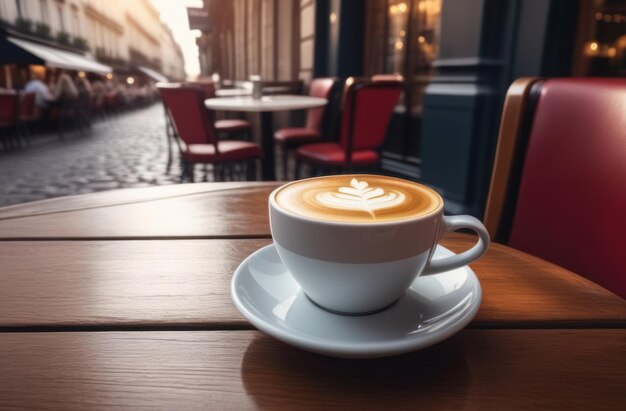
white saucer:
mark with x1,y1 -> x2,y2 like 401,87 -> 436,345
231,244 -> 482,359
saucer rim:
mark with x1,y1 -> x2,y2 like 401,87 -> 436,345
231,244 -> 482,358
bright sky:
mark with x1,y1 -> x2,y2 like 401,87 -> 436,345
151,0 -> 203,78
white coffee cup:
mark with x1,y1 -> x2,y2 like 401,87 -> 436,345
269,175 -> 490,314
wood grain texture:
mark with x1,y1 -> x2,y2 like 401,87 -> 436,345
440,234 -> 626,327
0,182 -> 278,220
0,235 -> 624,330
0,330 -> 624,410
0,185 -> 278,239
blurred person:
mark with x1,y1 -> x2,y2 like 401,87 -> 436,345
54,70 -> 79,101
24,71 -> 54,109
47,72 -> 58,95
92,78 -> 106,97
74,74 -> 93,126
75,75 -> 93,96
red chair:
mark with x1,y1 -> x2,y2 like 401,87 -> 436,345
186,80 -> 251,139
16,92 -> 38,146
484,78 -> 626,298
157,83 -> 262,182
274,77 -> 339,179
0,91 -> 18,151
295,77 -> 403,176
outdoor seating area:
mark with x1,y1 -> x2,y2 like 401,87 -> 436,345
0,69 -> 160,151
0,0 -> 624,409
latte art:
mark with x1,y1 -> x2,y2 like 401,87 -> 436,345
316,178 -> 406,218
274,175 -> 442,223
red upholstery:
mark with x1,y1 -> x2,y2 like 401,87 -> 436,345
297,78 -> 402,168
215,119 -> 251,132
158,85 -> 217,145
339,81 -> 403,150
19,92 -> 38,121
304,77 -> 337,131
182,140 -> 262,162
296,142 -> 379,166
186,81 -> 250,134
274,78 -> 336,145
274,127 -> 320,143
0,91 -> 17,126
508,78 -> 626,298
157,83 -> 261,165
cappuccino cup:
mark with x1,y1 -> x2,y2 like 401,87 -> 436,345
269,174 -> 490,314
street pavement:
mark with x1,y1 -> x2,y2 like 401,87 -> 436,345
0,104 -> 182,207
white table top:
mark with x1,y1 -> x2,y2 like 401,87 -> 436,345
204,95 -> 327,112
215,88 -> 252,97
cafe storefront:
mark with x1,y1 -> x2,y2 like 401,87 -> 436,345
316,0 -> 626,216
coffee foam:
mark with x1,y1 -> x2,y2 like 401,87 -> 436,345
274,175 -> 442,223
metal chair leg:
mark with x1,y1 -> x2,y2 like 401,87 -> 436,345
281,144 -> 289,181
296,158 -> 304,180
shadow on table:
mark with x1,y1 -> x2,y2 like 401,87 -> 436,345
240,334 -> 472,409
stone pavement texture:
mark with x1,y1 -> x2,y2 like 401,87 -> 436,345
0,104 -> 182,207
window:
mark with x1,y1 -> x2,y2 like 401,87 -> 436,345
72,8 -> 79,37
572,0 -> 626,76
365,0 -> 442,163
57,4 -> 65,32
39,0 -> 48,21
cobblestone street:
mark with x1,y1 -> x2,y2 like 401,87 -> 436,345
0,104 -> 182,207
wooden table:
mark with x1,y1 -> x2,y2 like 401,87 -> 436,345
205,96 -> 327,180
0,183 -> 624,409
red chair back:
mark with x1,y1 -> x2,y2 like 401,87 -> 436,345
304,77 -> 337,131
19,92 -> 37,120
186,81 -> 216,99
339,79 -> 403,151
0,91 -> 18,125
508,78 -> 626,297
157,83 -> 217,147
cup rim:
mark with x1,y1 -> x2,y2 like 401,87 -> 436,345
269,174 -> 444,227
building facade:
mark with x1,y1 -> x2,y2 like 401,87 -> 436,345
190,0 -> 625,217
188,0 -> 315,83
0,0 -> 185,80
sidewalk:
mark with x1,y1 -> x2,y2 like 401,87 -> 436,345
0,104 -> 181,207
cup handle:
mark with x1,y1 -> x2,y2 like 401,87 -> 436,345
422,215 -> 490,275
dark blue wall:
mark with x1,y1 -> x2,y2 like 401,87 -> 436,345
420,0 -> 579,217
314,0 -> 364,78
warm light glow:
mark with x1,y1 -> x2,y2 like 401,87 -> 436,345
400,30 -> 406,37
608,47 -> 617,58
126,76 -> 135,85
78,71 -> 86,78
398,2 -> 408,13
418,2 -> 427,12
106,73 -> 113,80
329,12 -> 337,23
389,5 -> 398,14
595,12 -> 603,21
395,40 -> 404,50
418,35 -> 426,43
604,14 -> 612,22
614,14 -> 622,23
211,72 -> 220,83
589,42 -> 598,51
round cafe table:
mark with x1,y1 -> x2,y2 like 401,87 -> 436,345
205,95 -> 328,180
0,183 -> 624,409
215,88 -> 251,97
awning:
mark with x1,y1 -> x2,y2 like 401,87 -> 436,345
137,66 -> 168,82
7,37 -> 112,75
